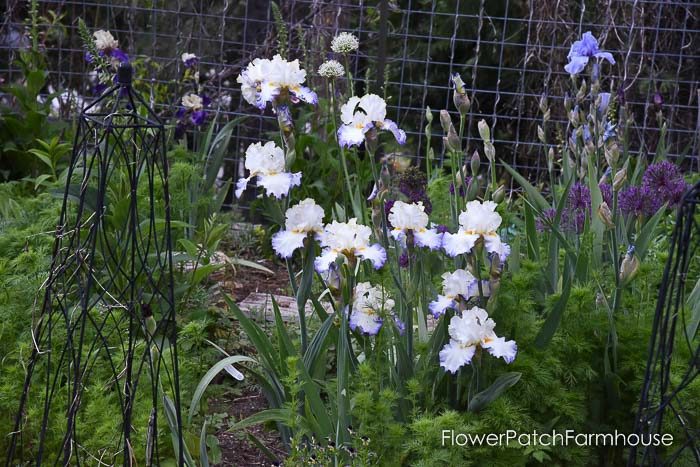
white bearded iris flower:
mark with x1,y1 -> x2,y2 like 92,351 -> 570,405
237,54 -> 317,110
387,201 -> 442,250
314,219 -> 386,273
93,30 -> 119,51
442,200 -> 510,260
439,306 -> 517,373
271,199 -> 325,258
349,282 -> 395,336
235,141 -> 301,199
337,94 -> 406,148
428,269 -> 477,317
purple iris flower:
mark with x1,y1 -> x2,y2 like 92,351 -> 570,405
564,32 -> 616,76
190,110 -> 207,126
109,48 -> 130,64
183,56 -> 199,69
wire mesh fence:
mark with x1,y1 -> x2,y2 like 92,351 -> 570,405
2,0 -> 698,207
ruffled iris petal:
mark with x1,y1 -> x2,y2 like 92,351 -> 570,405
564,55 -> 589,75
338,124 -> 369,148
414,229 -> 443,250
483,336 -> 518,363
484,235 -> 511,262
271,230 -> 306,258
382,119 -> 407,145
314,249 -> 338,273
257,172 -> 302,199
594,51 -> 615,64
429,295 -> 455,318
442,231 -> 478,257
349,308 -> 383,335
235,177 -> 251,198
439,340 -> 476,374
357,243 -> 387,269
292,86 -> 318,105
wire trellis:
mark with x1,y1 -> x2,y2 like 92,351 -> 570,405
1,0 -> 698,199
629,180 -> 700,466
5,63 -> 185,466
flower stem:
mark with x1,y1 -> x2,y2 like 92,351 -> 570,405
329,80 -> 360,220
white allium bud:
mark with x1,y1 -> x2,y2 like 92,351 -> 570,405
331,32 -> 359,54
318,60 -> 345,78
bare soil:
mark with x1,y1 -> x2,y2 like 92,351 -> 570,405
208,256 -> 291,466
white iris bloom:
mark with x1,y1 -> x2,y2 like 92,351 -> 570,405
439,306 -> 517,374
337,94 -> 406,148
181,93 -> 203,111
235,141 -> 301,199
314,219 -> 386,273
93,30 -> 118,51
271,199 -> 325,258
349,282 -> 395,336
442,200 -> 510,260
428,269 -> 477,317
237,54 -> 317,110
388,201 -> 443,250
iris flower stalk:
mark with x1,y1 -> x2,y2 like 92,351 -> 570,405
328,79 -> 362,221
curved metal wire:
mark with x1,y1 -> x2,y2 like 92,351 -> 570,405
629,180 -> 700,466
5,64 -> 184,466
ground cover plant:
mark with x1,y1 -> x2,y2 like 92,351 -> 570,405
0,3 -> 698,466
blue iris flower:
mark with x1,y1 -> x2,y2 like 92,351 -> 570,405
565,32 -> 615,76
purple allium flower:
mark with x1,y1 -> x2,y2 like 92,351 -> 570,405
653,92 -> 664,110
564,32 -> 616,76
570,210 -> 587,233
568,182 -> 591,212
619,185 -> 662,217
642,161 -> 688,208
536,207 -> 558,233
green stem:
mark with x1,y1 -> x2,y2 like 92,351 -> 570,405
329,80 -> 358,218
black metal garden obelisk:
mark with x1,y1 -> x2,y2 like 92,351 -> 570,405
629,181 -> 700,466
6,63 -> 185,466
